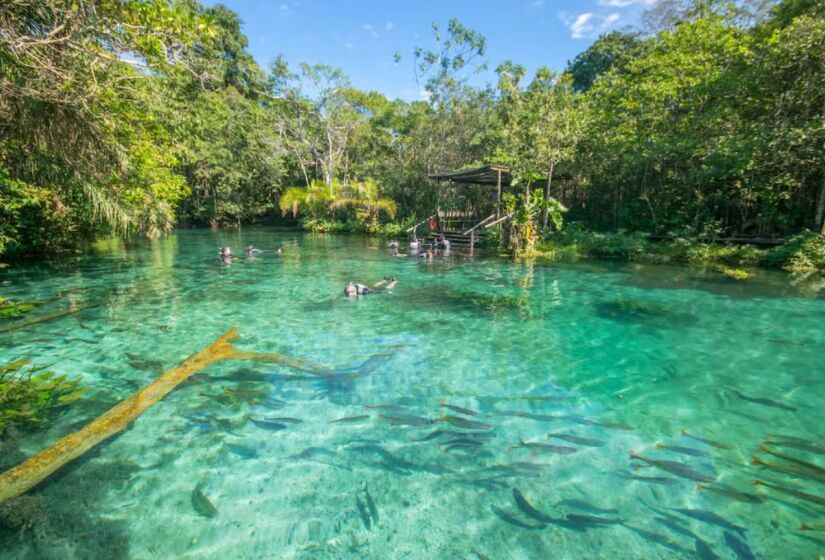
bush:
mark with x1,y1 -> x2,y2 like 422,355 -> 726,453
761,232 -> 825,271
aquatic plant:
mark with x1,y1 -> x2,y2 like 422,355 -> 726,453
0,360 -> 86,436
0,297 -> 38,320
719,267 -> 750,281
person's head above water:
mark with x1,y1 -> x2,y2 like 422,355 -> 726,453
344,281 -> 357,296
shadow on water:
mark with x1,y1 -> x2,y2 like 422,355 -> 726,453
594,299 -> 698,327
401,286 -> 533,319
0,437 -> 133,559
618,264 -> 825,300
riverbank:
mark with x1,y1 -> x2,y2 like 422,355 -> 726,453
535,228 -> 825,275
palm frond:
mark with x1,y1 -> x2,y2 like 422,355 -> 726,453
81,183 -> 132,234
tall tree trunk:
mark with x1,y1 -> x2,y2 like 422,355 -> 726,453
542,162 -> 554,229
817,171 -> 825,235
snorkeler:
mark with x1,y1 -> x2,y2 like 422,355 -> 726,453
245,244 -> 263,255
345,276 -> 397,296
219,246 -> 233,259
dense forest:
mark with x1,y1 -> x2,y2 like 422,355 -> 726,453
1,0 -> 824,261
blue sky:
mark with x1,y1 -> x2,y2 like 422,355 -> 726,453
203,0 -> 654,100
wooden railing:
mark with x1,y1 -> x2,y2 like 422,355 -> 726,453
405,214 -> 436,234
462,213 -> 497,236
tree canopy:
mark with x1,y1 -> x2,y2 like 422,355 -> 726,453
1,0 -> 823,258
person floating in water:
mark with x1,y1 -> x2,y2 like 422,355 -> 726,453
219,246 -> 233,261
245,244 -> 263,255
345,276 -> 397,296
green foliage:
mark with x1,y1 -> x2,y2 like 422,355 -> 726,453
539,226 -> 825,272
281,179 -> 397,233
0,297 -> 38,319
0,359 -> 86,435
761,232 -> 825,271
1,2 -> 824,276
566,31 -> 647,92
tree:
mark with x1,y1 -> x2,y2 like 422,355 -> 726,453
566,31 -> 646,92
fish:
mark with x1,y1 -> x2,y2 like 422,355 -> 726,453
512,488 -> 555,523
680,429 -> 732,449
379,413 -> 432,426
365,404 -> 406,411
490,505 -> 545,529
436,416 -> 492,430
625,525 -> 692,555
289,447 -> 336,460
124,352 -> 164,371
191,487 -> 218,518
724,531 -> 757,560
800,523 -> 825,531
730,389 -> 797,412
442,438 -> 485,447
251,419 -> 287,431
672,507 -> 746,535
557,499 -> 619,515
513,412 -> 565,422
331,414 -> 370,424
438,401 -> 478,416
653,515 -> 697,540
764,438 -> 825,456
226,442 -> 258,459
364,483 -> 379,523
571,417 -> 634,431
511,438 -> 577,455
697,483 -> 766,504
262,416 -> 302,424
355,496 -> 371,530
626,474 -> 680,485
261,398 -> 287,410
564,513 -> 623,526
655,443 -> 711,458
547,433 -> 606,447
757,446 -> 825,479
418,429 -> 450,441
753,480 -> 825,506
751,457 -> 825,484
629,452 -> 716,483
695,538 -> 722,560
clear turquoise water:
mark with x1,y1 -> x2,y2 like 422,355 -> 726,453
1,228 -> 824,559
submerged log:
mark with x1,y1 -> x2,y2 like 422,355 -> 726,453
0,327 -> 252,504
0,303 -> 99,334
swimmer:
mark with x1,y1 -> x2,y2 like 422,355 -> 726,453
345,276 -> 398,297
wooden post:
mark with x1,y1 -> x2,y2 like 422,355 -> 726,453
470,229 -> 475,255
496,170 -> 502,218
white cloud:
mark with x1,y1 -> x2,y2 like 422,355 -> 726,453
597,0 -> 655,6
419,88 -> 431,101
385,20 -> 394,31
560,11 -> 621,39
362,23 -> 380,39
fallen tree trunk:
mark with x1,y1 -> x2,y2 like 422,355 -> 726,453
0,303 -> 99,334
0,328 -> 245,504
